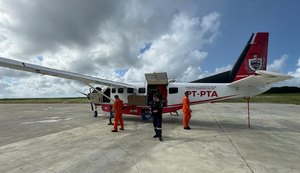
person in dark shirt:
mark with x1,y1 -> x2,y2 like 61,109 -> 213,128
149,94 -> 165,141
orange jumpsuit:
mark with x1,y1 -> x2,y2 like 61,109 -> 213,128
182,96 -> 191,128
113,98 -> 124,131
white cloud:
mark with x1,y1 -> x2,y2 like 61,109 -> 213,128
292,58 -> 300,78
269,57 -> 300,87
267,54 -> 288,72
179,67 -> 202,82
124,12 -> 220,82
0,1 -> 221,98
263,55 -> 300,87
214,64 -> 232,74
0,75 -> 88,98
284,57 -> 300,87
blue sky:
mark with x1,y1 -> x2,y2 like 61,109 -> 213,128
0,0 -> 299,98
198,1 -> 300,75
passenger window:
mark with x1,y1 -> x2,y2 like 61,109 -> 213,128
112,88 -> 116,93
169,87 -> 178,94
118,88 -> 124,93
127,88 -> 134,93
138,88 -> 146,94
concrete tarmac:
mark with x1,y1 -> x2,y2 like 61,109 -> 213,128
0,103 -> 299,173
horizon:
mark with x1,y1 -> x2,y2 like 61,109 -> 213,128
1,0 -> 300,98
1,86 -> 299,99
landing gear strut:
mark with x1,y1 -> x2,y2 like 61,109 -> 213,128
91,103 -> 98,117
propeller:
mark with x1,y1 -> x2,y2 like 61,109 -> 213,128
76,90 -> 94,111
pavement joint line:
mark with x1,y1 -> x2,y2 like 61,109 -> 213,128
116,144 -> 140,173
207,106 -> 255,173
58,148 -> 104,172
57,127 -> 135,172
2,153 -> 57,173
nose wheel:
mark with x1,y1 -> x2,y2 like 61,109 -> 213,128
90,103 -> 98,117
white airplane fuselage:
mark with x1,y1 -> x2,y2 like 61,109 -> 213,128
94,82 -> 271,116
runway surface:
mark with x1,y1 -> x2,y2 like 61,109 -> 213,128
0,103 -> 299,173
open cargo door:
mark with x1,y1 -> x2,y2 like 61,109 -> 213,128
145,72 -> 168,105
145,72 -> 168,85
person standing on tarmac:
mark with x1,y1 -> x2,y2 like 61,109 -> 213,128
182,91 -> 192,130
149,94 -> 165,141
111,95 -> 124,132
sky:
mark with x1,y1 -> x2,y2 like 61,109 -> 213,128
0,0 -> 300,98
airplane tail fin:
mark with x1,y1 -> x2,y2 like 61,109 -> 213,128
191,32 -> 292,90
231,32 -> 268,81
191,32 -> 269,83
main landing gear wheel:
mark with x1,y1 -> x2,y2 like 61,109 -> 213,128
108,111 -> 114,125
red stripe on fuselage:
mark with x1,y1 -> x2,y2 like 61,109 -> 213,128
96,95 -> 237,116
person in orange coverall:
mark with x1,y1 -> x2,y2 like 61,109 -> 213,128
182,91 -> 192,130
111,95 -> 124,132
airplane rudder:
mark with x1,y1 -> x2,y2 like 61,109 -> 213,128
250,32 -> 269,70
233,32 -> 269,81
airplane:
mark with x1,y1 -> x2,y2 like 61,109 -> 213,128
0,32 -> 292,127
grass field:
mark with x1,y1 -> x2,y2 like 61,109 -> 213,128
0,93 -> 299,104
221,93 -> 300,105
0,97 -> 88,104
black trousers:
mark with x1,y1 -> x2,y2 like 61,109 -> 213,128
153,113 -> 162,137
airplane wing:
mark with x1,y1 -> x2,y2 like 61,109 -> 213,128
228,70 -> 292,88
0,57 -> 134,88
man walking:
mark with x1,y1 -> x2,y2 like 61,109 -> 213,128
111,95 -> 124,132
182,91 -> 192,130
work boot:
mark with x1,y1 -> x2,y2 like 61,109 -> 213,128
153,129 -> 158,138
184,126 -> 191,130
111,129 -> 118,132
119,128 -> 124,130
157,130 -> 162,141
